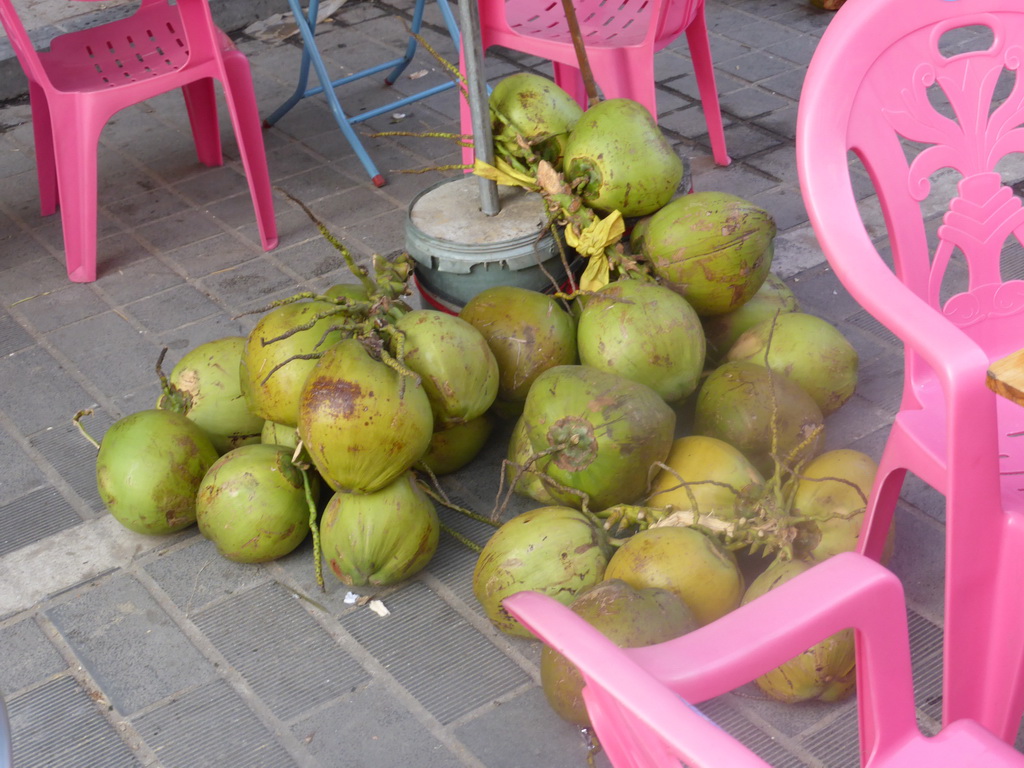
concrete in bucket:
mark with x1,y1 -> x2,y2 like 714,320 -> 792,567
405,174 -> 576,311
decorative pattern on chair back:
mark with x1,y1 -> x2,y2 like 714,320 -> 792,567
850,12 -> 1024,342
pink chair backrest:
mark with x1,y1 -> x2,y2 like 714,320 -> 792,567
799,0 -> 1024,359
497,0 -> 677,50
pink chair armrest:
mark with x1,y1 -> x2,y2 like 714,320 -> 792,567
506,553 -> 919,760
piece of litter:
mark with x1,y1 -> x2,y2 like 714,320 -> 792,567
409,69 -> 429,80
369,599 -> 390,617
391,112 -> 407,121
343,592 -> 359,604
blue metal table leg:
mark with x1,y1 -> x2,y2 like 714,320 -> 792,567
264,0 -> 461,187
262,0 -> 317,127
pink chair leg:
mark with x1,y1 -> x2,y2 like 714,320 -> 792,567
592,51 -> 659,120
685,10 -> 730,166
552,61 -> 589,110
52,121 -> 102,282
221,52 -> 278,251
181,77 -> 224,167
29,83 -> 59,217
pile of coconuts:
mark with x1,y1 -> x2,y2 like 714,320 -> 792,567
79,70 -> 882,738
467,72 -> 883,715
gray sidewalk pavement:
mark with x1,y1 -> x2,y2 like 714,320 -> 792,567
0,0 -> 972,765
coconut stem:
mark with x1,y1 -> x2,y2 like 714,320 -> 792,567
295,444 -> 325,592
416,475 -> 499,529
439,522 -> 482,553
72,409 -> 100,450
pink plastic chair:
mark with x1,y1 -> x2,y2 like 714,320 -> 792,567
0,0 -> 278,282
461,0 -> 729,167
796,0 -> 1024,743
505,553 -> 1024,767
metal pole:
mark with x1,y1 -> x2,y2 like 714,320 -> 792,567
458,0 -> 500,215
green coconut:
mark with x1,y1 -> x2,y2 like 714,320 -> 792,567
540,579 -> 698,726
693,361 -> 824,477
157,336 -> 264,454
791,449 -> 886,562
459,286 -> 578,405
647,435 -> 765,521
320,472 -> 439,587
603,525 -> 744,625
702,273 -> 800,365
261,420 -> 300,450
298,339 -> 433,493
742,558 -> 856,703
635,192 -> 776,316
576,279 -> 706,403
96,409 -> 219,535
505,416 -> 559,505
489,72 -> 583,169
392,309 -> 499,427
417,415 -> 494,476
563,98 -> 684,217
725,312 -> 859,416
240,299 -> 347,427
196,443 -> 315,563
522,365 -> 676,510
473,505 -> 612,637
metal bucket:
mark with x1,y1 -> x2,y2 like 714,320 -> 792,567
405,175 -> 575,311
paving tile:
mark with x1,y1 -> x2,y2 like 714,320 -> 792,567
88,257 -> 186,306
718,49 -> 796,85
0,617 -> 68,696
0,486 -> 83,557
123,284 -> 223,335
0,307 -> 33,356
8,283 -> 109,334
131,679 -> 301,768
162,232 -> 263,280
192,581 -> 370,721
0,423 -> 48,505
134,209 -> 229,254
143,536 -> 269,616
455,687 -> 609,768
9,675 -> 141,768
293,679 -> 467,767
197,255 -> 298,310
0,245 -> 74,304
28,410 -> 115,515
45,312 -> 160,395
46,574 -> 215,716
339,580 -> 530,725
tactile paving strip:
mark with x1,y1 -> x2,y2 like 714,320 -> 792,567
192,581 -> 369,722
0,312 -> 33,357
29,415 -> 113,514
0,486 -> 81,556
907,608 -> 944,722
131,679 -> 299,768
698,698 -> 811,768
340,580 -> 530,725
801,704 -> 860,767
9,675 -> 139,768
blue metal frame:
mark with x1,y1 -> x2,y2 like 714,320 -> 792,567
264,0 -> 460,187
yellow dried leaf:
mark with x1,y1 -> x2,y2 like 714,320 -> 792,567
580,252 -> 611,292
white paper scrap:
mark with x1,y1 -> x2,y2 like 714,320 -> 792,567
368,599 -> 390,617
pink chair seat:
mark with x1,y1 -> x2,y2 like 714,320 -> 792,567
505,553 -> 1024,767
0,0 -> 278,282
797,0 -> 1024,743
462,0 -> 729,168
